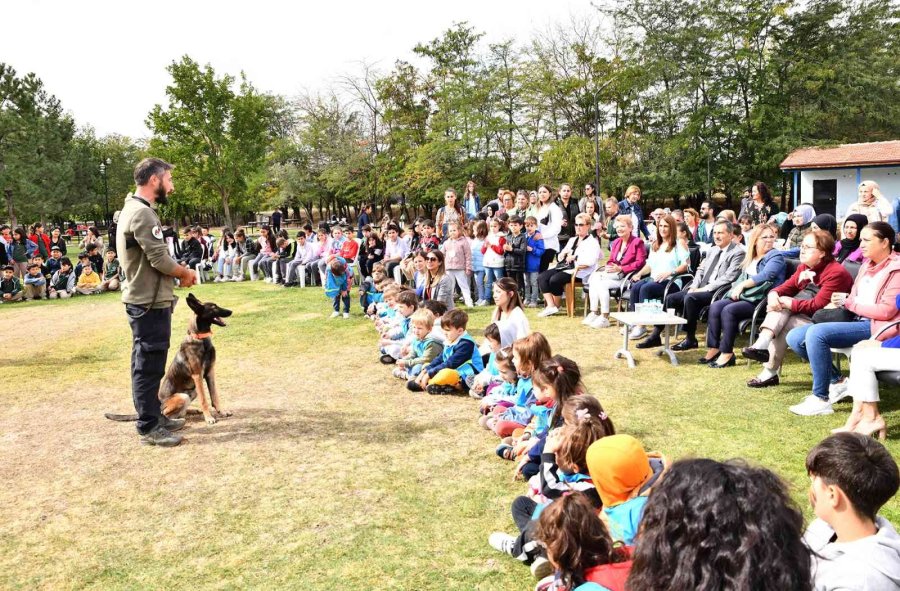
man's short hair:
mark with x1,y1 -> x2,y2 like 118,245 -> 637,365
508,215 -> 524,225
133,158 -> 174,186
714,220 -> 734,234
442,309 -> 469,330
1,265 -> 13,272
27,263 -> 40,270
806,432 -> 900,521
296,230 -> 306,239
78,252 -> 90,260
59,257 -> 72,267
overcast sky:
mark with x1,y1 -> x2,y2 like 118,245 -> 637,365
3,0 -> 591,139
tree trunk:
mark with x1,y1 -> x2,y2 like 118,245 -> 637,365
220,190 -> 233,230
4,189 -> 16,228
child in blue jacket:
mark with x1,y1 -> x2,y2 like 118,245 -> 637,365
524,216 -> 545,307
325,258 -> 352,319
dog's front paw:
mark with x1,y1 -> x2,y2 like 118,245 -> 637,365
216,409 -> 233,418
204,414 -> 218,425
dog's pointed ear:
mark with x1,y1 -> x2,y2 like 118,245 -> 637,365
186,293 -> 202,312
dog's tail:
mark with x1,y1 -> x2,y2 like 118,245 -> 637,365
104,412 -> 139,422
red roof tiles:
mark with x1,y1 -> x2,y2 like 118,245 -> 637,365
780,141 -> 900,170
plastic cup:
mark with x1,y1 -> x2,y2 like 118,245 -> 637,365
667,308 -> 676,316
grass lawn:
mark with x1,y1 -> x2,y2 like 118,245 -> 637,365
2,282 -> 899,590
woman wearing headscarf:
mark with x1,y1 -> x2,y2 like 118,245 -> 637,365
781,213 -> 838,259
811,214 -> 837,238
783,204 -> 816,249
834,214 -> 868,263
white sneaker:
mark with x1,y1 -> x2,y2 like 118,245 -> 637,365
629,325 -> 647,340
342,312 -> 350,319
488,532 -> 516,557
537,306 -> 559,318
582,312 -> 598,325
828,378 -> 851,403
590,316 -> 611,329
265,277 -> 273,283
234,275 -> 244,281
530,556 -> 553,579
789,395 -> 834,416
330,311 -> 340,318
213,276 -> 222,283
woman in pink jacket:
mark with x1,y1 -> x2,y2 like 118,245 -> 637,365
584,216 -> 647,329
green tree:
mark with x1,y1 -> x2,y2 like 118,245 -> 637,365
147,56 -> 277,228
0,63 -> 76,227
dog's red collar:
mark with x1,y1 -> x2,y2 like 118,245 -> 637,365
190,332 -> 213,340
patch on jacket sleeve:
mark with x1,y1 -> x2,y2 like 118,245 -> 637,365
152,226 -> 163,240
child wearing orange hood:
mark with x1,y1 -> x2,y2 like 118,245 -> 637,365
585,434 -> 667,545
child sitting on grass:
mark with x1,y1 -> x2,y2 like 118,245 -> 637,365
534,493 -> 632,591
1,265 -> 23,302
324,258 -> 352,319
44,247 -> 62,281
23,263 -> 47,300
488,393 -> 615,578
392,309 -> 444,381
76,254 -> 102,295
467,322 -> 518,398
379,290 -> 418,363
482,334 -> 555,439
48,257 -> 76,299
586,434 -> 667,545
100,248 -> 122,292
480,332 -> 551,417
804,432 -> 900,591
408,308 -> 483,395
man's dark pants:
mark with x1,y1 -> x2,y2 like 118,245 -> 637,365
126,304 -> 172,434
659,289 -> 715,339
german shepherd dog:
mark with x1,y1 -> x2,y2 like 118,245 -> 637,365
105,293 -> 233,425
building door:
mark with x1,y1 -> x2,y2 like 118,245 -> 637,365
813,179 -> 837,216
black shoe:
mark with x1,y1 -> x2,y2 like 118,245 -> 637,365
380,354 -> 395,365
747,374 -> 780,388
159,416 -> 186,431
672,338 -> 698,351
636,336 -> 662,349
697,356 -> 716,365
741,346 -> 770,363
283,282 -> 295,287
139,426 -> 183,447
709,356 -> 736,369
427,384 -> 459,396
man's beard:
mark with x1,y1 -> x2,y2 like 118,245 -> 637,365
156,184 -> 169,206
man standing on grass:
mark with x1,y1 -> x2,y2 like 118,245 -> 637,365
117,158 -> 196,447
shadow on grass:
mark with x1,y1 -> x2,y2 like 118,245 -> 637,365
181,407 -> 435,446
0,351 -> 102,368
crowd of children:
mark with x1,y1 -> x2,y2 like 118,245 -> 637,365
0,223 -> 125,302
363,271 -> 900,590
7,204 -> 900,590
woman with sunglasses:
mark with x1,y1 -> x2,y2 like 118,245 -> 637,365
536,213 -> 601,317
422,249 -> 456,311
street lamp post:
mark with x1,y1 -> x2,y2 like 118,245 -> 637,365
591,76 -> 618,219
99,158 -> 111,227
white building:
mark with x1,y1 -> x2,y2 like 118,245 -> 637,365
780,140 -> 900,219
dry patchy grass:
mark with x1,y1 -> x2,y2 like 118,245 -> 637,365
1,283 -> 899,589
